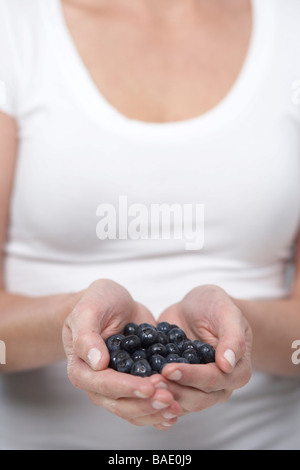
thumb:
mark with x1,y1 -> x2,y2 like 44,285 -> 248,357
64,306 -> 110,372
64,279 -> 136,371
215,309 -> 249,374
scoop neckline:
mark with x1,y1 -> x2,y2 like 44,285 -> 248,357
44,0 -> 273,143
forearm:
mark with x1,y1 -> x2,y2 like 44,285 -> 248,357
0,290 -> 83,373
233,295 -> 300,378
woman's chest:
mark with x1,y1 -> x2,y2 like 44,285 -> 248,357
61,1 -> 252,123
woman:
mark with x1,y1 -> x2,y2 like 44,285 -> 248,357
0,0 -> 300,450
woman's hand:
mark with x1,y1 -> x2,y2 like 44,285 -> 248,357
62,279 -> 181,429
158,285 -> 253,415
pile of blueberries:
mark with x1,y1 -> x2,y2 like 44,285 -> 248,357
106,322 -> 215,377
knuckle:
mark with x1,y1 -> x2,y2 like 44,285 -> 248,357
181,403 -> 194,414
101,396 -> 119,416
127,418 -> 144,427
86,391 -> 100,407
72,331 -> 90,355
239,366 -> 252,388
203,372 -> 219,393
106,398 -> 116,414
74,294 -> 99,313
219,389 -> 232,404
67,362 -> 82,390
237,336 -> 247,356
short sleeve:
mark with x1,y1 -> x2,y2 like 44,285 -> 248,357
0,0 -> 18,117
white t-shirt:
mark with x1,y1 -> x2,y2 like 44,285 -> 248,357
1,0 -> 300,450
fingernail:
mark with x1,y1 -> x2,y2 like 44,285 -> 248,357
152,400 -> 169,410
224,349 -> 236,369
166,370 -> 182,381
87,348 -> 102,370
155,382 -> 168,390
161,422 -> 173,427
134,390 -> 150,399
162,411 -> 177,420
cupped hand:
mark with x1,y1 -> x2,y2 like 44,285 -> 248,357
158,285 -> 253,415
62,279 -> 181,429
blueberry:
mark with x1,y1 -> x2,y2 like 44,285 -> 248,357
131,349 -> 147,361
165,343 -> 180,355
106,334 -> 125,353
108,322 -> 216,376
124,322 -> 138,336
182,349 -> 199,364
156,331 -> 168,345
130,359 -> 152,377
167,328 -> 186,344
116,357 -> 134,373
120,335 -> 141,354
159,353 -> 185,373
176,357 -> 189,364
149,354 -> 166,372
177,339 -> 196,353
137,323 -> 156,335
109,349 -> 131,370
138,327 -> 159,348
193,340 -> 205,352
165,353 -> 181,363
198,344 -> 216,364
147,343 -> 167,358
156,322 -> 172,334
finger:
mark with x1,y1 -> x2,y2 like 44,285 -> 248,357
162,358 -> 252,393
87,388 -> 178,420
153,423 -> 177,431
149,372 -> 170,391
119,400 -> 180,428
215,308 -> 250,374
67,355 -> 156,399
130,411 -> 178,428
64,279 -> 137,371
161,362 -> 228,392
64,308 -> 110,371
160,381 -> 232,414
